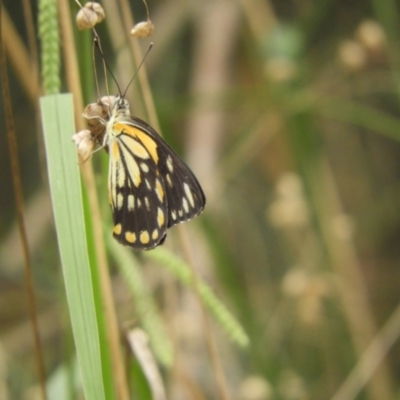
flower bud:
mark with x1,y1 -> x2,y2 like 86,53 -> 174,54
76,2 -> 105,30
82,96 -> 116,143
72,130 -> 96,160
130,20 -> 154,38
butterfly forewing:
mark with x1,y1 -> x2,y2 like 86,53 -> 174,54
107,106 -> 205,250
108,125 -> 169,249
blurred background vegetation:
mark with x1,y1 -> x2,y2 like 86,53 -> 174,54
1,0 -> 400,399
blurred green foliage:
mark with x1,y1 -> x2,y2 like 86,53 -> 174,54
1,0 -> 400,399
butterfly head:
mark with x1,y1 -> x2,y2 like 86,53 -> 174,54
112,96 -> 131,119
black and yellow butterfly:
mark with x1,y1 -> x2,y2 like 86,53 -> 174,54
104,96 -> 205,250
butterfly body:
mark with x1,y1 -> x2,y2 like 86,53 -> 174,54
105,97 -> 205,250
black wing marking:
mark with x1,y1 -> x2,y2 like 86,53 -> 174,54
128,117 -> 206,228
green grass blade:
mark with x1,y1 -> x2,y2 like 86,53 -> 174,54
40,94 -> 106,400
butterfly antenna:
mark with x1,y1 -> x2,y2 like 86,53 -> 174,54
122,42 -> 153,98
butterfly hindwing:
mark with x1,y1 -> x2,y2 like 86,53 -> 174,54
128,117 -> 206,228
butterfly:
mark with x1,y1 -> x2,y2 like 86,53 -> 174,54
99,96 -> 205,250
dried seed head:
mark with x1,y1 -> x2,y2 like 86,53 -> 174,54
76,2 -> 105,30
338,40 -> 367,71
82,96 -> 115,142
238,376 -> 273,400
99,95 -> 116,109
72,130 -> 96,159
356,20 -> 387,53
130,20 -> 154,38
82,97 -> 114,120
267,172 -> 309,229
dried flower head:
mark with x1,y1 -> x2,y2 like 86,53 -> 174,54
99,95 -> 116,109
82,96 -> 115,120
82,96 -> 116,140
130,20 -> 154,38
76,2 -> 105,30
238,376 -> 273,400
356,20 -> 387,53
72,129 -> 96,160
267,172 -> 310,229
338,40 -> 367,71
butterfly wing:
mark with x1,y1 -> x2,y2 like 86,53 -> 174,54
128,117 -> 206,228
108,117 -> 205,250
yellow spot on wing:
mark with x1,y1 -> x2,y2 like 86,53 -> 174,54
166,155 -> 174,172
140,231 -> 150,244
117,160 -> 125,188
182,198 -> 189,213
117,193 -> 124,209
125,231 -> 136,243
157,207 -> 165,227
183,183 -> 195,208
114,123 -> 159,163
152,229 -> 159,240
113,224 -> 122,235
155,179 -> 164,202
166,174 -> 173,187
140,162 -> 149,173
128,194 -> 135,210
